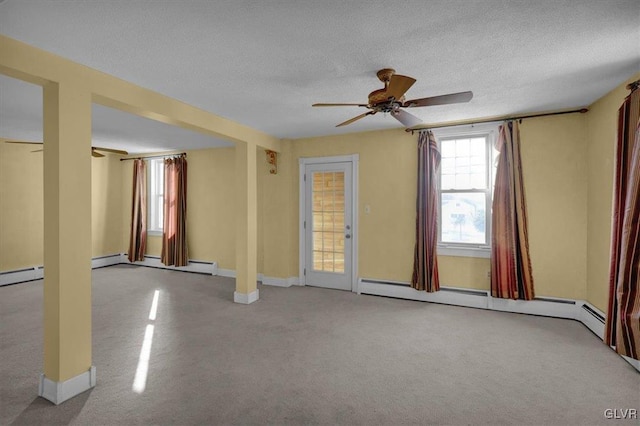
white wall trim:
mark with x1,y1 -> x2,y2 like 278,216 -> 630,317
287,277 -> 300,286
0,266 -> 43,286
216,268 -> 236,278
38,366 -> 96,405
124,255 -> 217,275
92,254 -> 123,269
1,254 -> 124,286
621,355 -> 640,371
260,276 -> 299,287
578,301 -> 605,340
234,289 -> 259,304
437,246 -> 491,258
359,278 -> 584,319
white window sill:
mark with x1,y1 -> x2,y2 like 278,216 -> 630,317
147,230 -> 163,237
437,246 -> 490,258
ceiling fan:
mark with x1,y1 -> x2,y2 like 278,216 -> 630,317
3,140 -> 128,157
313,68 -> 473,128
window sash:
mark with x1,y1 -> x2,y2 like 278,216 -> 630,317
436,130 -> 495,250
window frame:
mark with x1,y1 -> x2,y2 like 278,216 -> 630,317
432,123 -> 499,258
147,158 -> 164,236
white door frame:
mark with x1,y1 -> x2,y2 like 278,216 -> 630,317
299,154 -> 359,293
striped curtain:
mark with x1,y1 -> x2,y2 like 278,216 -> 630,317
491,121 -> 535,300
411,131 -> 440,292
161,155 -> 188,267
605,87 -> 640,360
128,159 -> 147,262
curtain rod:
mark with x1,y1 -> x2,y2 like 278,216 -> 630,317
407,107 -> 589,133
120,153 -> 186,161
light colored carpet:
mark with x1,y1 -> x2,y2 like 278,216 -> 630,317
0,265 -> 638,425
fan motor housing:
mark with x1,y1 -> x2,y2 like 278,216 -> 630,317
368,88 -> 404,112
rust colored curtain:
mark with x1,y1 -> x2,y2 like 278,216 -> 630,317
128,159 -> 147,262
411,131 -> 440,292
161,155 -> 188,267
605,87 -> 640,360
491,121 -> 534,300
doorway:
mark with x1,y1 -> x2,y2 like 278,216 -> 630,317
299,155 -> 358,291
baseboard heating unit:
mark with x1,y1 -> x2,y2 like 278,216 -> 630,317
122,254 -> 218,275
0,253 -> 218,286
358,277 -> 579,320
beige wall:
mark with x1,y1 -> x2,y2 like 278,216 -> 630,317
121,146 -> 266,273
4,75 -> 637,309
0,144 -> 124,271
0,142 -> 44,270
281,118 -> 590,299
586,73 -> 640,312
91,153 -> 123,257
519,114 -> 588,299
260,142 -> 295,278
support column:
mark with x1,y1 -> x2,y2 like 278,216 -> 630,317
234,141 -> 259,304
39,81 -> 95,405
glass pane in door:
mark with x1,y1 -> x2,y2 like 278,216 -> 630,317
311,171 -> 345,273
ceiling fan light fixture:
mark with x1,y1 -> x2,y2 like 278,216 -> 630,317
312,68 -> 473,129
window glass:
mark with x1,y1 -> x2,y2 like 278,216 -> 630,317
148,159 -> 164,232
437,130 -> 498,250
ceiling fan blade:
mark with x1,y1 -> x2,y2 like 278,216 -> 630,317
312,103 -> 368,107
31,149 -> 43,153
391,109 -> 423,128
92,150 -> 105,158
404,91 -> 473,108
336,111 -> 375,127
385,74 -> 416,101
94,146 -> 129,155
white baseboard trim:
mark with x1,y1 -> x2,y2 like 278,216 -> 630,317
124,255 -> 217,275
358,278 -> 640,372
217,268 -> 271,285
0,254 -> 125,286
261,276 -> 299,287
621,355 -> 640,371
38,366 -> 96,405
234,289 -> 259,304
287,277 -> 300,286
217,268 -> 236,278
0,266 -> 43,286
92,254 -> 123,269
359,278 -> 582,320
578,302 -> 605,340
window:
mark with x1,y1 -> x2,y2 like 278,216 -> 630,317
434,124 -> 498,257
148,158 -> 164,234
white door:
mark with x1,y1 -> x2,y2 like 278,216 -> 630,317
303,161 -> 353,291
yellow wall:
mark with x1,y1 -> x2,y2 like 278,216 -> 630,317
261,142 -> 295,278
279,117 -> 589,299
0,144 -> 124,271
2,68 -> 636,309
585,73 -> 640,312
288,129 -> 418,282
121,146 -> 265,273
519,114 -> 588,299
91,153 -> 123,257
0,142 -> 44,270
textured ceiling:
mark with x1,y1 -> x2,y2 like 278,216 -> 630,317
1,0 -> 639,154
